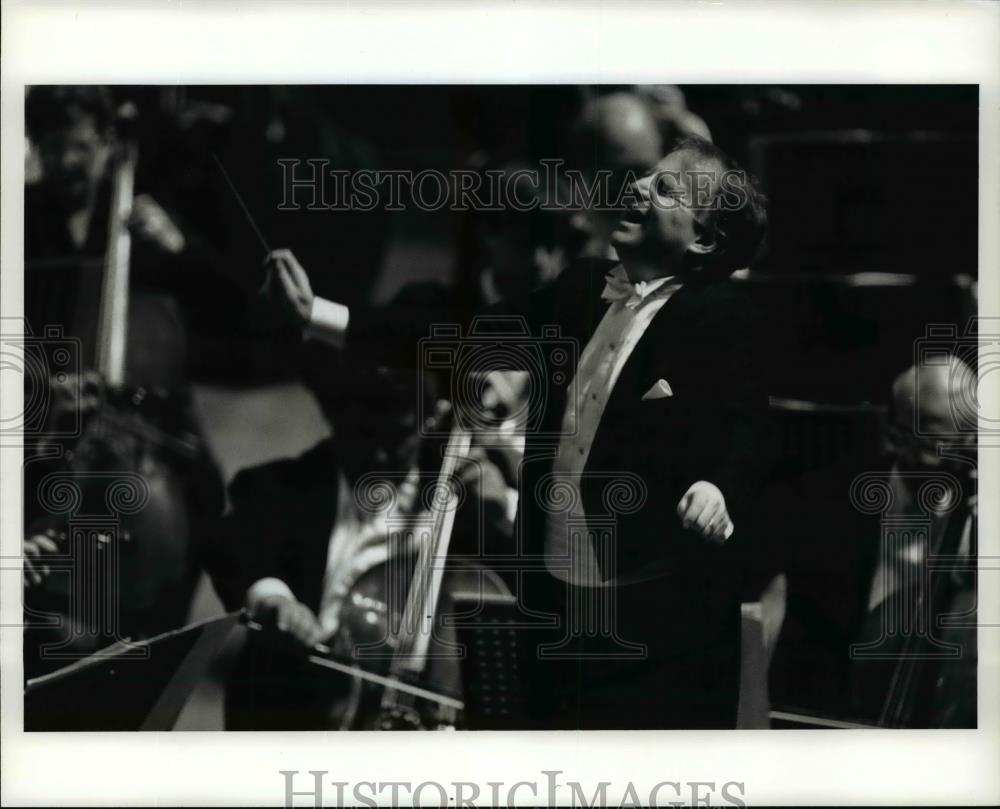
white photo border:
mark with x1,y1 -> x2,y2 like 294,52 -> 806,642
2,1 -> 998,805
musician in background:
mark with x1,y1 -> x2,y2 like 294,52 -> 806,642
25,86 -> 189,382
22,86 -> 223,677
633,84 -> 714,145
851,355 -> 977,726
566,91 -> 663,261
205,346 -> 515,729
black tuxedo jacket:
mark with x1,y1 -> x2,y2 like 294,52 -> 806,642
533,259 -> 767,580
348,258 -> 769,584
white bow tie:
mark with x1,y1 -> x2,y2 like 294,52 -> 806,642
600,265 -> 675,309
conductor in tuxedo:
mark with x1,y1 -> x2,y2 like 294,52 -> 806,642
264,136 -> 770,729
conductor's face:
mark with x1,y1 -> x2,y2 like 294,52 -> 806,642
611,148 -> 719,278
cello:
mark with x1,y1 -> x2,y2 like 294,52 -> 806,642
244,413 -> 516,730
23,102 -> 221,679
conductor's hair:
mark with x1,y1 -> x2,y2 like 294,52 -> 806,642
672,136 -> 769,277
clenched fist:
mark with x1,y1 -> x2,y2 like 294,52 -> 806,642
676,481 -> 733,544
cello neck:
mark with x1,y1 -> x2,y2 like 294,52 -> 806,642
385,420 -> 471,684
94,138 -> 137,388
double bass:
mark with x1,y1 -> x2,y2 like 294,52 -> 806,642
23,103 -> 221,680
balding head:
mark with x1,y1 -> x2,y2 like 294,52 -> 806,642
634,84 -> 714,144
572,92 -> 663,177
889,355 -> 977,470
893,356 -> 976,433
570,93 -> 663,251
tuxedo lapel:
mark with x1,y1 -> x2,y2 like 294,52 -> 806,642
602,281 -> 701,413
543,262 -> 702,436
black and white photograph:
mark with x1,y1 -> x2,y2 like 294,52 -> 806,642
2,2 -> 998,806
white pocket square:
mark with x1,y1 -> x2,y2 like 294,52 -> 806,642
641,379 -> 673,400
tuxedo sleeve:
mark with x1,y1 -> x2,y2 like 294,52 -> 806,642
700,289 -> 772,534
687,284 -> 770,534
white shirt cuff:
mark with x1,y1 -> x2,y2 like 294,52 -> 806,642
724,519 -> 735,541
503,489 -> 519,525
246,577 -> 295,609
304,296 -> 350,348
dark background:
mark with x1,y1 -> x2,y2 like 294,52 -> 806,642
26,84 -> 979,727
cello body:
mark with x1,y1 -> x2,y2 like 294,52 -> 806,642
23,398 -> 207,670
324,554 -> 512,729
227,552 -> 514,731
226,423 -> 517,731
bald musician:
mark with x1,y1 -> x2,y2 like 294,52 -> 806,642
851,355 -> 978,726
867,357 -> 977,612
567,92 -> 664,261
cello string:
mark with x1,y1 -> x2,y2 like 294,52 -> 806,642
381,425 -> 468,715
387,425 -> 466,685
211,153 -> 272,256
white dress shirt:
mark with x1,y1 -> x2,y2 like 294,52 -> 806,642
543,268 -> 683,586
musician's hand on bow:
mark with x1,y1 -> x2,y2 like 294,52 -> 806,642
677,481 -> 733,544
264,248 -> 315,332
249,592 -> 326,650
129,194 -> 186,254
23,531 -> 61,588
